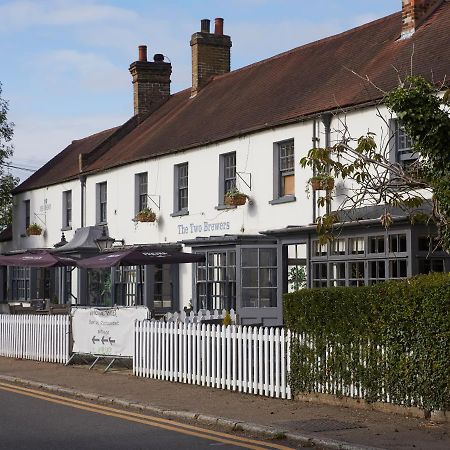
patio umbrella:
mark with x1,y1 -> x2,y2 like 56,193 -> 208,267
0,250 -> 77,267
77,246 -> 205,269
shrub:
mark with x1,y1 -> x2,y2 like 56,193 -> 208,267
284,273 -> 450,412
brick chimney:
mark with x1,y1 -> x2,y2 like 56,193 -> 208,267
129,45 -> 172,117
190,18 -> 232,97
401,0 -> 443,38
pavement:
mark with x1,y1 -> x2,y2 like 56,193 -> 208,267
0,357 -> 448,450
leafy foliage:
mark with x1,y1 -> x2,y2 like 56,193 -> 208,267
284,273 -> 450,412
300,76 -> 450,250
0,83 -> 19,229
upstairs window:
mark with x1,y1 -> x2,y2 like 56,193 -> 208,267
96,182 -> 107,224
271,139 -> 295,203
219,152 -> 236,205
135,172 -> 148,213
391,119 -> 417,166
24,200 -> 30,231
173,163 -> 188,214
62,190 -> 72,229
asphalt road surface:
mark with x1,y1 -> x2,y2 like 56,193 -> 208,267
0,382 -> 294,450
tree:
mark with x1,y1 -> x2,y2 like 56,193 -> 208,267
0,83 -> 19,229
300,76 -> 450,250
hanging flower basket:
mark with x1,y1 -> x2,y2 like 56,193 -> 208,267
134,208 -> 157,223
26,223 -> 43,236
309,175 -> 335,191
224,189 -> 248,206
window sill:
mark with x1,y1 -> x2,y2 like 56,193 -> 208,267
61,226 -> 72,231
215,204 -> 236,211
269,195 -> 296,205
96,222 -> 107,226
170,210 -> 189,217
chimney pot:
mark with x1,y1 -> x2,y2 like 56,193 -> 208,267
153,53 -> 164,62
200,19 -> 210,33
214,18 -> 224,35
138,45 -> 147,62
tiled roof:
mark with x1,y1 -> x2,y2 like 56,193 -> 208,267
15,2 -> 450,192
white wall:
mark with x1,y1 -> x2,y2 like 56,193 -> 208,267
10,103 -> 406,308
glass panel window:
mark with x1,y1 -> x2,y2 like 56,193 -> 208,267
63,190 -> 72,228
368,260 -> 386,285
114,265 -> 145,306
349,261 -> 365,286
196,250 -> 236,311
418,236 -> 442,253
10,266 -> 31,300
24,200 -> 30,230
241,248 -> 277,308
395,120 -> 416,165
349,237 -> 365,255
137,173 -> 148,211
418,258 -> 445,274
223,152 -> 236,197
329,262 -> 345,287
88,269 -> 111,306
389,259 -> 407,278
177,163 -> 188,211
389,234 -> 407,253
153,265 -> 172,309
312,240 -> 327,257
331,239 -> 346,256
279,140 -> 295,196
369,236 -> 385,254
312,263 -> 328,288
97,182 -> 107,223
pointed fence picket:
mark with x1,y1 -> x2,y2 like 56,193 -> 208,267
0,314 -> 70,364
134,321 -> 291,399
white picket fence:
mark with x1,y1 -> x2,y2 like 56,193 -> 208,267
0,315 -> 70,364
134,321 -> 291,399
162,309 -> 237,324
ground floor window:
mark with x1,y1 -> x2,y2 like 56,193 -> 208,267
418,258 -> 445,274
241,248 -> 277,308
389,259 -> 407,279
87,269 -> 111,306
368,260 -> 386,284
153,265 -> 173,309
114,265 -> 144,306
196,250 -> 236,311
10,267 -> 30,301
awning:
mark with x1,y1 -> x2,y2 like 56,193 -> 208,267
52,226 -> 105,257
0,250 -> 77,267
77,246 -> 205,269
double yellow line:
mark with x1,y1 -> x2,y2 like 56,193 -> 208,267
0,382 -> 293,450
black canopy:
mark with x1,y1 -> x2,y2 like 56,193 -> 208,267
77,247 -> 205,269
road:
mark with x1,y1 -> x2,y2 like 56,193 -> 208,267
0,382 -> 295,450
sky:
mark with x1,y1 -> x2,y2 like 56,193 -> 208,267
0,0 -> 399,181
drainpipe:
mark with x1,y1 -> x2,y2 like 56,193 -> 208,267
79,175 -> 86,227
312,119 -> 319,223
321,113 -> 332,216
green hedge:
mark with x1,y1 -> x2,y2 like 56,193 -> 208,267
284,273 -> 450,412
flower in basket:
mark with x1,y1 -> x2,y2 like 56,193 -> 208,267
309,174 -> 335,191
26,223 -> 43,236
134,207 -> 157,223
224,188 -> 248,206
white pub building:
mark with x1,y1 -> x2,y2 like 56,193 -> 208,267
1,1 -> 449,324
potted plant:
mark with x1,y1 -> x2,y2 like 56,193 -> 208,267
309,174 -> 335,191
134,207 -> 157,223
224,188 -> 248,206
26,223 -> 43,236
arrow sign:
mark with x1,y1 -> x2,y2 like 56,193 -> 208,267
101,336 -> 108,345
92,336 -> 99,344
108,337 -> 115,344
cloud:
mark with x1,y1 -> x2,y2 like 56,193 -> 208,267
0,0 -> 137,31
10,112 -> 128,181
36,49 -> 128,92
